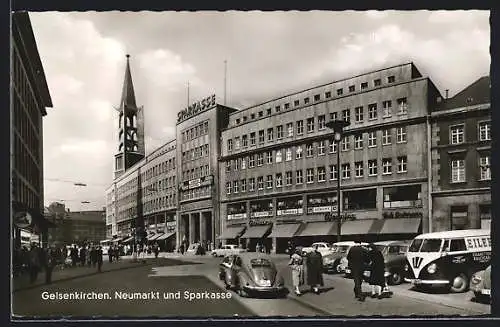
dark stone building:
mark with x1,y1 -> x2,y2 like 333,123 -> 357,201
11,11 -> 54,248
430,76 -> 491,231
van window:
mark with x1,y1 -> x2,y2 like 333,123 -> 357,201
409,239 -> 423,252
450,239 -> 467,252
420,239 -> 442,252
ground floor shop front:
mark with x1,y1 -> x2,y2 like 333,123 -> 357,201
220,216 -> 423,254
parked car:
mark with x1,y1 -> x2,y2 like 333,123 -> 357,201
323,241 -> 362,273
373,240 -> 411,285
218,253 -> 286,298
470,265 -> 491,302
301,242 -> 333,256
211,244 -> 246,257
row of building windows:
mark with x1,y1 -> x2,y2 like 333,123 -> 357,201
451,155 -> 491,183
14,134 -> 41,192
117,193 -> 177,221
117,158 -> 176,196
181,144 -> 209,162
225,127 -> 408,172
14,177 -> 40,211
228,102 -> 409,152
225,156 -> 409,194
182,165 -> 210,181
117,178 -> 177,208
182,121 -> 209,142
233,75 -> 398,125
181,186 -> 212,201
450,122 -> 491,144
13,94 -> 40,161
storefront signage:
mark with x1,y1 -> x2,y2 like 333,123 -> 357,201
277,208 -> 303,216
14,212 -> 32,228
177,94 -> 216,123
251,211 -> 273,218
307,206 -> 337,214
166,221 -> 176,227
249,219 -> 272,226
227,213 -> 248,220
324,213 -> 356,222
180,175 -> 214,191
382,211 -> 423,219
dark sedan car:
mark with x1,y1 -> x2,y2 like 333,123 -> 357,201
373,240 -> 410,285
218,253 -> 286,298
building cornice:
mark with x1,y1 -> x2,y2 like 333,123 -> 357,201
431,187 -> 490,197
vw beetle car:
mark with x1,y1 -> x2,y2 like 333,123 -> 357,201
470,265 -> 491,302
211,244 -> 246,257
373,240 -> 410,285
218,253 -> 286,297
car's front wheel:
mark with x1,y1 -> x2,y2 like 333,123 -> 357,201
389,271 -> 403,285
450,273 -> 469,293
237,285 -> 249,297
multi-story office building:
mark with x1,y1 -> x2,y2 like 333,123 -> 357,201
430,76 -> 491,232
219,63 -> 442,253
46,202 -> 106,245
11,11 -> 54,248
176,96 -> 237,249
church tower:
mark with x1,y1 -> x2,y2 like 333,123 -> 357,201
114,54 -> 145,179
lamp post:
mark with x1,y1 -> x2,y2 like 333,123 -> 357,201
325,119 -> 350,243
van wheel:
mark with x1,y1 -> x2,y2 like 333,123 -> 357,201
389,272 -> 402,285
450,273 -> 469,293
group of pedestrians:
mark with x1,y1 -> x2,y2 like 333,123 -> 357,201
67,244 -> 104,271
347,240 -> 389,301
288,244 -> 324,296
288,241 -> 390,301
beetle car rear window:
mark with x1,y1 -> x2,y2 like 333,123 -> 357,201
250,258 -> 272,267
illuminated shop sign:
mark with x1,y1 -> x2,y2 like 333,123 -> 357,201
177,94 -> 216,123
307,206 -> 338,214
251,211 -> 273,218
227,213 -> 248,220
465,236 -> 491,251
276,208 -> 303,216
180,175 -> 214,191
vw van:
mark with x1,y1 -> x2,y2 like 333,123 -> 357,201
404,229 -> 491,293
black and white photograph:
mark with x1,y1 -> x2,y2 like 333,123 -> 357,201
10,9 -> 492,319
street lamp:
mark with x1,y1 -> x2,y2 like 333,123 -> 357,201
325,119 -> 350,243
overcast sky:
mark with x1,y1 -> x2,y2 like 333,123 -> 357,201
29,10 -> 490,211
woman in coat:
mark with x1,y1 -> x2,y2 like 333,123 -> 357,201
288,249 -> 305,295
368,244 -> 386,299
306,244 -> 324,294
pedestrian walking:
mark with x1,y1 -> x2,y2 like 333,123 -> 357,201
347,239 -> 369,301
28,243 -> 41,283
71,246 -> 78,267
154,243 -> 160,258
90,246 -> 97,267
288,249 -> 305,295
305,244 -> 324,294
44,246 -> 56,284
97,246 -> 103,272
108,246 -> 114,263
79,246 -> 86,267
179,243 -> 185,255
367,244 -> 386,299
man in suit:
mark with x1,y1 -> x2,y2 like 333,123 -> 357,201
306,244 -> 324,294
347,239 -> 368,301
96,246 -> 103,272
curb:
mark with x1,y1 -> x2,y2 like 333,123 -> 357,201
286,294 -> 334,316
13,261 -> 150,293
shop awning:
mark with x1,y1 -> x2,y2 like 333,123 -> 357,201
340,219 -> 383,235
218,226 -> 246,240
112,237 -> 124,243
156,232 -> 176,241
296,222 -> 336,237
147,233 -> 162,241
379,218 -> 421,234
268,223 -> 301,238
241,225 -> 272,239
121,236 -> 134,243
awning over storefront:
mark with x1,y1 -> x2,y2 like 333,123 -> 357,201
268,223 -> 301,238
156,232 -> 176,241
296,221 -> 336,237
147,233 -> 162,241
379,218 -> 421,234
112,237 -> 124,243
341,219 -> 383,235
241,225 -> 272,239
121,236 -> 134,243
218,226 -> 246,239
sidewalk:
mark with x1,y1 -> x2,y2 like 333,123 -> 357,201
13,259 -> 148,292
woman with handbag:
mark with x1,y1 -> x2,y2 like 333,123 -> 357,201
289,249 -> 305,295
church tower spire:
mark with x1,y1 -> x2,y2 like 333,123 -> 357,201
114,54 -> 145,179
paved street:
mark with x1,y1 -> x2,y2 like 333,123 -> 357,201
12,254 -> 490,318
